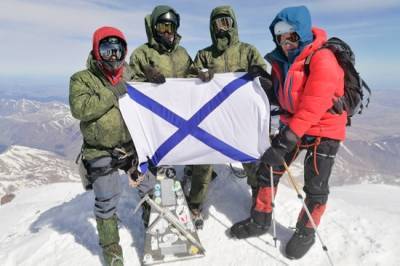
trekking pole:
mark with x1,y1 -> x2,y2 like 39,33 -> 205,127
269,166 -> 277,248
282,162 -> 334,266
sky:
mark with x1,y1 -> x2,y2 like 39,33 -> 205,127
0,0 -> 399,91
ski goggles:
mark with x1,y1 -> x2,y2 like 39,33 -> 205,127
99,37 -> 126,61
276,32 -> 300,46
213,16 -> 233,32
155,22 -> 177,34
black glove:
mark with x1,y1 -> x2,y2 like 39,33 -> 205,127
198,68 -> 214,82
145,156 -> 157,176
248,65 -> 270,79
143,64 -> 166,84
329,97 -> 345,115
260,126 -> 299,166
128,159 -> 141,182
259,76 -> 273,95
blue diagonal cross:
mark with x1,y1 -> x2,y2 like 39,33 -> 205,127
126,74 -> 257,172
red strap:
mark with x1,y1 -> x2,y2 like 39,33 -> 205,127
255,186 -> 277,213
266,137 -> 321,176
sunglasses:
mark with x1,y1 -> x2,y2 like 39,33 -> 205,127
213,16 -> 233,32
99,37 -> 126,61
155,22 -> 176,34
276,32 -> 300,46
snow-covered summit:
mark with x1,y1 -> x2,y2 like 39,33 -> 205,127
0,165 -> 399,266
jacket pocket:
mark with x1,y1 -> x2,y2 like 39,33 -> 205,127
81,120 -> 99,147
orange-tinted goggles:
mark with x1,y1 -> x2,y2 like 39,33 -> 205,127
155,22 -> 176,34
276,32 -> 300,46
213,16 -> 233,32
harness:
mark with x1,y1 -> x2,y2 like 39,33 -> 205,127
272,137 -> 324,176
75,140 -> 137,180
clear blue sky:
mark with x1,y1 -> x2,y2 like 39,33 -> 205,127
0,0 -> 399,90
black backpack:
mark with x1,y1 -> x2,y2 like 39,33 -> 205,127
304,37 -> 371,126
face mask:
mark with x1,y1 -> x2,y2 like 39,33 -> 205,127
215,30 -> 230,38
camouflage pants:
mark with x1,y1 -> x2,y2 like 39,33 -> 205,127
187,163 -> 258,206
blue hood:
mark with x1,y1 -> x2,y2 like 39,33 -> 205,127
269,6 -> 313,47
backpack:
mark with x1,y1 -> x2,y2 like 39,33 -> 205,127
304,37 -> 371,126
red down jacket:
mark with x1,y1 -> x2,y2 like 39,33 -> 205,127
269,27 -> 346,140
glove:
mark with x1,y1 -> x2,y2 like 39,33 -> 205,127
329,97 -> 345,115
120,154 -> 137,174
130,158 -> 157,197
198,68 -> 214,82
248,65 -> 270,79
128,157 -> 156,195
111,84 -> 127,98
143,63 -> 166,84
260,126 -> 299,166
259,76 -> 273,95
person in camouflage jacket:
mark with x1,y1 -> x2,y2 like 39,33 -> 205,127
69,26 -> 136,266
129,5 -> 196,82
185,5 -> 268,229
128,5 -> 197,228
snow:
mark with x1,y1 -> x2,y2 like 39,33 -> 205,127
373,143 -> 386,151
1,165 -> 400,266
0,145 -> 79,197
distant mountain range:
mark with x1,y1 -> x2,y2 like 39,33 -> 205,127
332,89 -> 400,185
0,145 -> 79,198
0,98 -> 81,159
0,76 -> 68,103
0,89 -> 399,199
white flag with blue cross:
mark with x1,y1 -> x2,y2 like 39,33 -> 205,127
119,73 -> 271,173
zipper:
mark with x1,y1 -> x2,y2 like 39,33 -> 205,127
170,54 -> 177,77
118,82 -> 126,142
287,76 -> 294,113
224,52 -> 228,72
118,109 -> 124,142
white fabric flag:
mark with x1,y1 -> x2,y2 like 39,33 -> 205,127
119,73 -> 270,172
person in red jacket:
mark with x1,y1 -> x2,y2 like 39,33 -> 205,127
230,6 -> 346,260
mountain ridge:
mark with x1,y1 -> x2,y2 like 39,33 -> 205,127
0,145 -> 79,198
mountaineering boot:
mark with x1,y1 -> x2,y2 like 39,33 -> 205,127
96,215 -> 124,266
285,226 -> 316,259
230,209 -> 271,239
189,203 -> 204,230
285,200 -> 325,259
